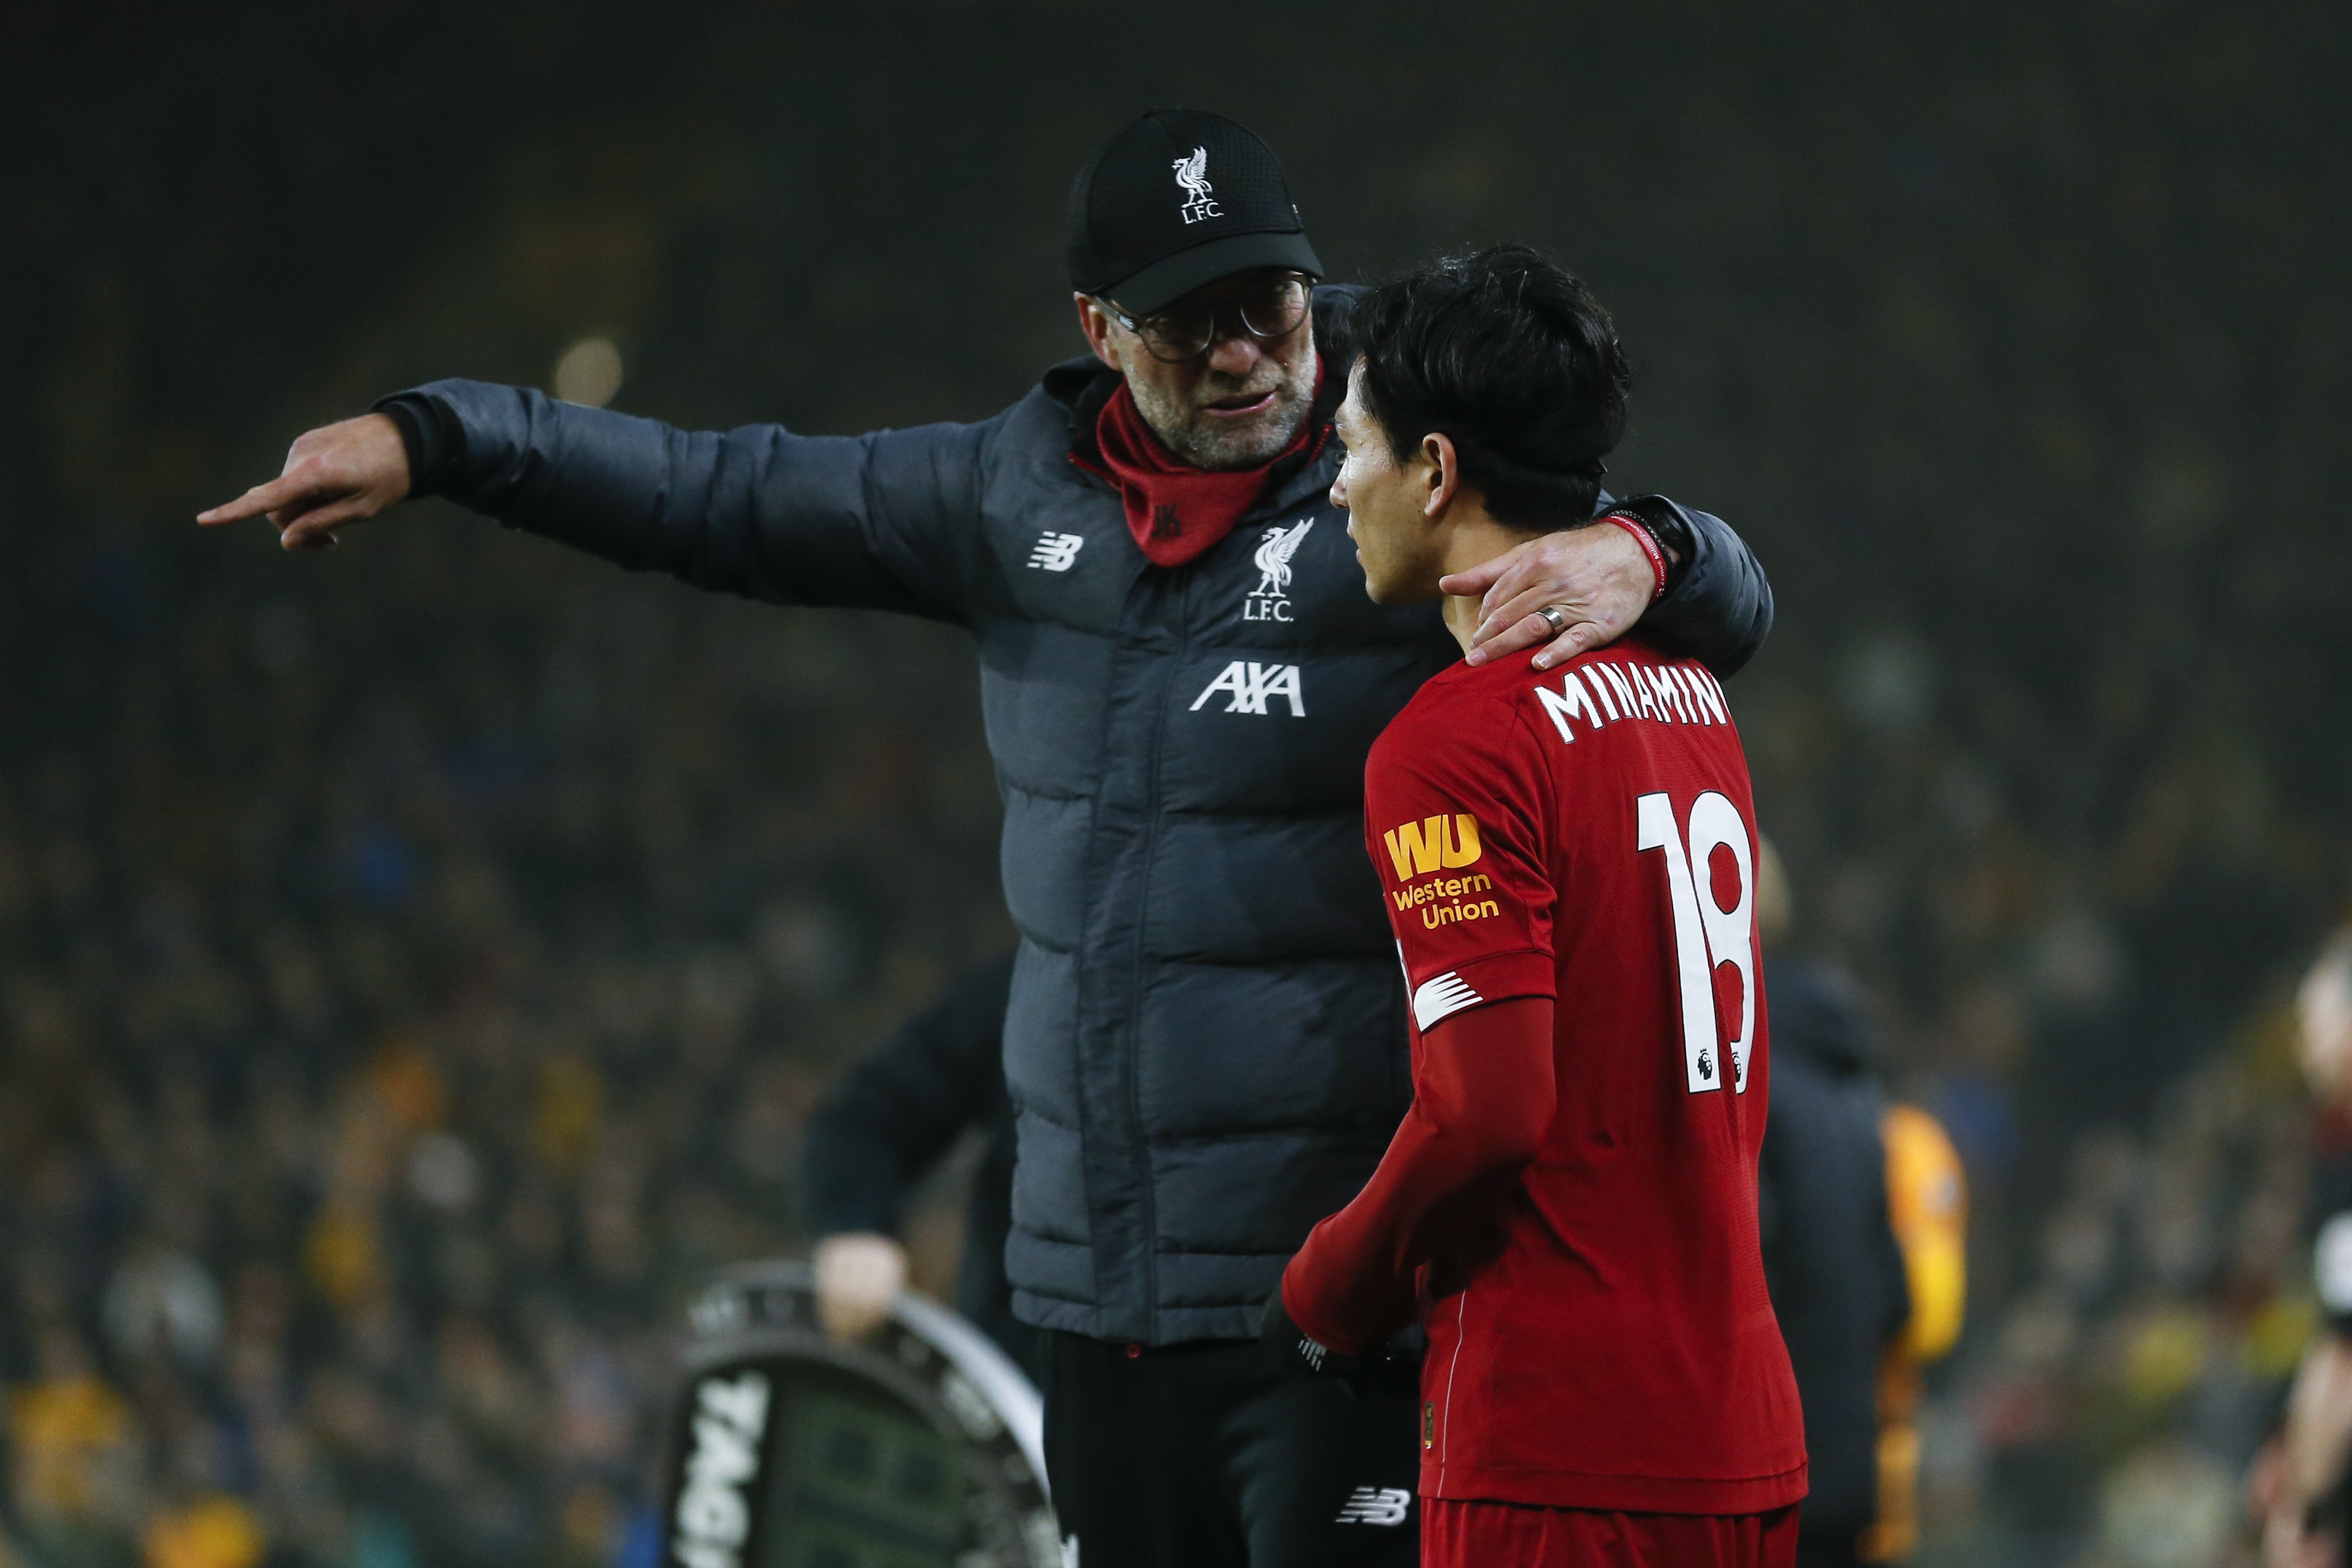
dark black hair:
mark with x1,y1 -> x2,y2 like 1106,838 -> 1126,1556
1351,244 -> 1631,529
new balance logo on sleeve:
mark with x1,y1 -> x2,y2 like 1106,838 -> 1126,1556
1027,532 -> 1085,571
1411,972 -> 1483,1030
1334,1487 -> 1413,1526
1190,661 -> 1306,717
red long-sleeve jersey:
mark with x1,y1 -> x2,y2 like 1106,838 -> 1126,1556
1282,640 -> 1806,1514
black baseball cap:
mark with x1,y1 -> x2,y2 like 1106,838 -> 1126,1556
1065,109 -> 1324,317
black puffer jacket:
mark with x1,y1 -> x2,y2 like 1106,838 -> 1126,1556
380,290 -> 1775,1343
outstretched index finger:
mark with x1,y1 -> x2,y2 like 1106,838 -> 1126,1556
198,474 -> 308,526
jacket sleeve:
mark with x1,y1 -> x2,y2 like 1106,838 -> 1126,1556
800,957 -> 1016,1238
1618,495 -> 1776,678
380,379 -> 1000,625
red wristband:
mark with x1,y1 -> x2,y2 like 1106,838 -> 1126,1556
1601,513 -> 1668,604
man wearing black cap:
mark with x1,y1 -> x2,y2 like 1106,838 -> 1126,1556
202,110 -> 1775,1567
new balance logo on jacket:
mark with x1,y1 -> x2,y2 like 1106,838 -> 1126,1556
1334,1487 -> 1412,1526
1027,532 -> 1085,571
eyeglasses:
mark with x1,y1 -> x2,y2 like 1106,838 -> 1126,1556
1108,273 -> 1313,363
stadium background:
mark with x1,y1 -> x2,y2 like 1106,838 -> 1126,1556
2,2 -> 2345,1563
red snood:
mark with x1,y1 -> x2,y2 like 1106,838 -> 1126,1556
1085,379 -> 1320,569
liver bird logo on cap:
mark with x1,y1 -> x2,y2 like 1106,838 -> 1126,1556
1174,146 -> 1221,223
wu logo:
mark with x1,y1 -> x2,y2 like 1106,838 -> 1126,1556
1334,1488 -> 1412,1527
1190,660 -> 1305,717
1173,146 -> 1221,225
1382,814 -> 1481,880
1027,532 -> 1085,572
1244,517 -> 1312,623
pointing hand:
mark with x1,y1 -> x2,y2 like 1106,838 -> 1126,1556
197,412 -> 412,552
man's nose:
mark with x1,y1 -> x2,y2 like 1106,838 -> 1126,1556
1206,330 -> 1263,378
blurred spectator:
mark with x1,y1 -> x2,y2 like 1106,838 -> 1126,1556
801,957 -> 1032,1372
1866,1102 -> 1967,1562
1755,842 -> 1916,1565
2250,929 -> 2352,1566
143,1495 -> 264,1568
12,1327 -> 143,1563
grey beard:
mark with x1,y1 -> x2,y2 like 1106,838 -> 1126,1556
1129,369 -> 1318,471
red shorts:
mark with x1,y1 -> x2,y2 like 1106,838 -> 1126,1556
1422,1497 -> 1799,1568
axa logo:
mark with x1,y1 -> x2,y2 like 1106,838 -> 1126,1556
1244,517 -> 1312,622
1173,146 -> 1222,225
1382,814 -> 1481,880
671,1370 -> 770,1568
1027,532 -> 1084,572
1190,660 -> 1305,717
1334,1487 -> 1412,1527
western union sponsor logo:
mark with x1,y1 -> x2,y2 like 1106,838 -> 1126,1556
1382,814 -> 1481,880
1392,872 -> 1493,911
1421,898 -> 1500,929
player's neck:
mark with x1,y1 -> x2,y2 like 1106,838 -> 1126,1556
1436,515 -> 1549,656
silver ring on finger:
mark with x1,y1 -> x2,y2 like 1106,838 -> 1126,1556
1536,604 -> 1570,634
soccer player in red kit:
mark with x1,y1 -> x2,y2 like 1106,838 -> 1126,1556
1258,247 -> 1807,1566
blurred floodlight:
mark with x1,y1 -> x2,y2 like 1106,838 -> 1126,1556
104,1250 -> 224,1369
409,1130 -> 482,1213
553,336 -> 624,408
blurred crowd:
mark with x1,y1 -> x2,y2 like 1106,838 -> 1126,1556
1908,1003 -> 2314,1564
0,532 -> 1007,1568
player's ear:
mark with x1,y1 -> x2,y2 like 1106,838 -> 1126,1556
1422,432 -> 1462,519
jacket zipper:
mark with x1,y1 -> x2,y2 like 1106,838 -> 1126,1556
1122,558 -> 1188,1338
